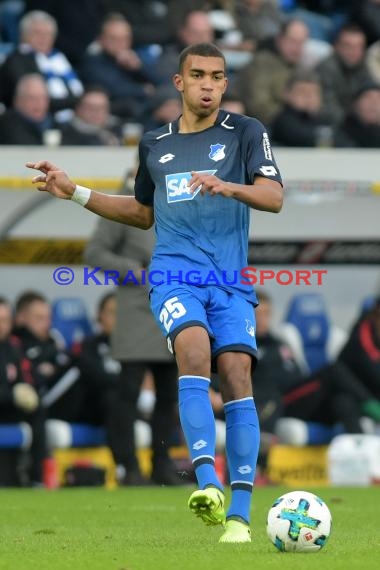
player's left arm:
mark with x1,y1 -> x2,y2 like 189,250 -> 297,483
188,172 -> 283,213
189,118 -> 284,213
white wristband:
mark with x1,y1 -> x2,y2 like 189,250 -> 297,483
71,185 -> 91,206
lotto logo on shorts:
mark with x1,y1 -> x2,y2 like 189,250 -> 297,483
166,170 -> 216,203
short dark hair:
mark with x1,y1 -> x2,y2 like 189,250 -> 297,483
285,70 -> 321,91
76,85 -> 110,110
98,292 -> 116,314
101,11 -> 128,30
335,23 -> 366,42
15,290 -> 47,314
0,296 -> 11,308
179,42 -> 226,73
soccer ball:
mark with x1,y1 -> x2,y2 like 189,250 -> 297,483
266,490 -> 332,553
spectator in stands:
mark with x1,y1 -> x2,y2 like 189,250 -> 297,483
366,39 -> 380,84
234,0 -> 284,50
166,0 -> 211,34
340,296 -> 380,402
155,11 -> 215,84
254,291 -> 380,448
24,1 -> 103,66
60,87 -> 123,146
0,73 -> 54,145
0,296 -> 47,485
142,84 -> 181,132
79,12 -> 158,121
0,10 -> 83,117
271,70 -> 334,146
84,172 -> 185,486
66,292 -> 121,426
221,91 -> 246,115
99,0 -> 176,50
351,0 -> 380,46
12,291 -> 72,402
235,19 -> 309,125
335,82 -> 380,147
316,23 -> 374,125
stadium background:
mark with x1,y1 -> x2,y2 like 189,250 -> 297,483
0,146 -> 379,331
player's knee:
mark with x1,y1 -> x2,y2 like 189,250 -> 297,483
177,345 -> 210,376
219,355 -> 252,399
222,370 -> 252,400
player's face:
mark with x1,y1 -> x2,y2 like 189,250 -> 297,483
174,55 -> 228,118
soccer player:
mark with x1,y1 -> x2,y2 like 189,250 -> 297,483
27,42 -> 283,543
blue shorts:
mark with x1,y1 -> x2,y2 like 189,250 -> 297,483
150,283 -> 257,361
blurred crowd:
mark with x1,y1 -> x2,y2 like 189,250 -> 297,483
1,286 -> 380,486
0,0 -> 379,147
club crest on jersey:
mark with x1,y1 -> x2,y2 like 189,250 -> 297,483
166,170 -> 217,203
209,143 -> 225,162
245,319 -> 255,337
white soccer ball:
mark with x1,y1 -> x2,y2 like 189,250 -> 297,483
266,490 -> 332,553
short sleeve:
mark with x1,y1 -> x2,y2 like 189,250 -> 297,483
241,118 -> 283,185
134,136 -> 155,206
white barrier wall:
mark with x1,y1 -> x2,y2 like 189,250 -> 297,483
0,146 -> 379,330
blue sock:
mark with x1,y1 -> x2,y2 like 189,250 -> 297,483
224,397 -> 260,524
178,375 -> 223,491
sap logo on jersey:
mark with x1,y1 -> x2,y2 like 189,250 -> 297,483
166,170 -> 216,203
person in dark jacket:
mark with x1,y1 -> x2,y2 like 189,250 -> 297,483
0,297 -> 47,485
316,23 -> 374,125
335,82 -> 380,148
0,74 -> 53,145
69,292 -> 121,425
79,13 -> 158,120
271,70 -> 334,147
12,291 -> 72,401
339,296 -> 380,402
253,290 -> 380,456
60,87 -> 123,146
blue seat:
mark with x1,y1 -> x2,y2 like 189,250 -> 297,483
281,293 -> 331,374
46,420 -> 106,449
0,423 -> 32,449
361,295 -> 376,315
51,297 -> 93,350
277,293 -> 349,445
278,293 -> 348,375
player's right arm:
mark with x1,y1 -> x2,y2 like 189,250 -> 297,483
26,160 -> 154,230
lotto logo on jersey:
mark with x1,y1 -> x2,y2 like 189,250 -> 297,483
166,170 -> 217,203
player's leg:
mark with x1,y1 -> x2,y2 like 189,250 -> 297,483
174,326 -> 225,525
150,284 -> 225,525
209,291 -> 259,542
217,352 -> 258,543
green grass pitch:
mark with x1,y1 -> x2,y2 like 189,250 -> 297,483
0,486 -> 378,570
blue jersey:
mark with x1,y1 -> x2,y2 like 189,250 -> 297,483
134,110 -> 282,302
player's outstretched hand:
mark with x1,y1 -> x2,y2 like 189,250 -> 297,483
26,160 -> 76,200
